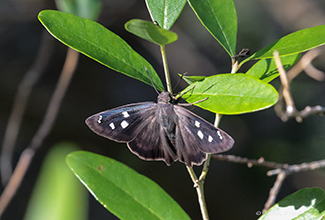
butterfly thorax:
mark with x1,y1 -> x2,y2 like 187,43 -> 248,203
157,92 -> 177,133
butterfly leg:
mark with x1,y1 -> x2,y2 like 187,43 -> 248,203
178,97 -> 208,107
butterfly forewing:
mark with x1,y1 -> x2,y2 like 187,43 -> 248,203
174,105 -> 234,154
86,102 -> 156,142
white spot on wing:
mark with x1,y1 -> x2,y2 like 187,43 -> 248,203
121,120 -> 129,128
109,122 -> 115,130
217,130 -> 223,139
97,115 -> 103,124
195,121 -> 200,128
122,111 -> 130,118
197,130 -> 204,139
208,135 -> 213,142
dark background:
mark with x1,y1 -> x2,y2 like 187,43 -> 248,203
1,0 -> 325,219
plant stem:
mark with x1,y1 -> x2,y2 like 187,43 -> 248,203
199,113 -> 222,181
199,155 -> 211,181
0,32 -> 54,185
160,45 -> 173,94
0,48 -> 79,217
160,43 -> 209,219
186,166 -> 209,220
231,60 -> 239,73
191,58 -> 235,219
185,115 -> 224,220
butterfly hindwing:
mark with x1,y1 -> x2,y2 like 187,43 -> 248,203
174,105 -> 234,154
175,124 -> 207,166
86,102 -> 156,142
127,116 -> 178,165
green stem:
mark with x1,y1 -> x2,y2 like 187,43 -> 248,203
160,45 -> 173,94
199,113 -> 222,182
231,60 -> 239,73
214,113 -> 222,126
186,65 -> 230,219
201,60 -> 235,180
186,166 -> 209,220
199,155 -> 211,181
190,57 -> 236,219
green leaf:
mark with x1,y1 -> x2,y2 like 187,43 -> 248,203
66,151 -> 190,220
145,0 -> 186,30
55,0 -> 102,20
246,25 -> 325,61
178,74 -> 207,84
181,74 -> 279,114
125,19 -> 178,45
24,143 -> 87,220
187,0 -> 237,57
259,187 -> 325,220
246,53 -> 301,83
38,10 -> 164,91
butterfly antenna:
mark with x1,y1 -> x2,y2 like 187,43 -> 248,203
178,85 -> 195,99
145,66 -> 160,95
173,72 -> 187,93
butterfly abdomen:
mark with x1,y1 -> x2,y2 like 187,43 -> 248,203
158,103 -> 177,139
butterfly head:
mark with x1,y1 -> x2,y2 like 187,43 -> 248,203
157,91 -> 173,104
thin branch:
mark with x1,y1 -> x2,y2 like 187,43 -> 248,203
160,45 -> 173,94
304,63 -> 325,81
1,32 -> 54,185
186,166 -> 209,220
267,159 -> 325,176
273,50 -> 325,122
0,48 -> 79,217
212,154 -> 325,212
274,51 -> 296,114
263,171 -> 286,213
212,154 -> 287,169
160,35 -> 210,219
263,159 -> 325,211
293,105 -> 325,122
286,49 -> 324,83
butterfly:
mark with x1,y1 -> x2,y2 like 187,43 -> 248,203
86,91 -> 234,167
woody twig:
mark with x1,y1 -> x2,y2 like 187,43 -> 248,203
274,50 -> 325,122
212,154 -> 325,212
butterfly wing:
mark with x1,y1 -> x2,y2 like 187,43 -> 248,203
127,116 -> 178,166
86,102 -> 156,142
175,125 -> 207,166
174,105 -> 234,164
86,99 -> 234,167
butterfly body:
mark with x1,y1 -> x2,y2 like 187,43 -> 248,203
86,91 -> 234,167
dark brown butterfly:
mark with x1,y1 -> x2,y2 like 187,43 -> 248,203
86,91 -> 234,167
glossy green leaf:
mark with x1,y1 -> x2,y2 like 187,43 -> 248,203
246,53 -> 301,83
187,0 -> 237,57
181,74 -> 278,114
259,188 -> 325,220
246,25 -> 325,61
55,0 -> 102,20
178,74 -> 207,84
125,19 -> 178,45
38,10 -> 164,91
145,0 -> 186,30
66,151 -> 190,220
24,143 -> 87,220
